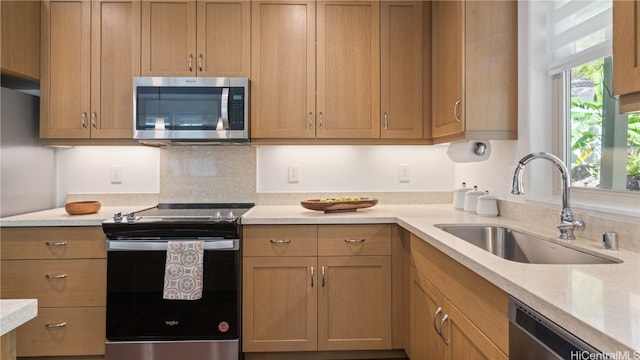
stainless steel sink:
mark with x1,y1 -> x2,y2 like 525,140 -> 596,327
435,224 -> 620,264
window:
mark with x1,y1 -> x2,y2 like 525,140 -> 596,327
550,0 -> 640,193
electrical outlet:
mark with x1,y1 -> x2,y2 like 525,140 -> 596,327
288,165 -> 299,184
110,165 -> 123,184
398,165 -> 410,183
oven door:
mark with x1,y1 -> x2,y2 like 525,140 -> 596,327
106,239 -> 240,341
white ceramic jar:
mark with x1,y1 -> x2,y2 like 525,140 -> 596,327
476,190 -> 499,216
463,186 -> 484,212
453,182 -> 471,210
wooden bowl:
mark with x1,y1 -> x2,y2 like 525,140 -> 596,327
301,197 -> 378,213
65,201 -> 101,215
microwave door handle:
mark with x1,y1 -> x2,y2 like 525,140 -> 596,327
217,87 -> 230,130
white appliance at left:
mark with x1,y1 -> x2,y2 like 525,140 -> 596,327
0,87 -> 56,217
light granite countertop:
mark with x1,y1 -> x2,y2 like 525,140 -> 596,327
242,204 -> 640,355
0,299 -> 37,336
0,206 -> 152,227
1,204 -> 638,355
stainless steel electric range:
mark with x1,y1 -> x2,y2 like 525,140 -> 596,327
102,203 -> 253,360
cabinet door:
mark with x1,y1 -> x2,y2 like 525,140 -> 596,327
613,0 -> 640,112
318,256 -> 391,350
409,267 -> 446,360
431,0 -> 463,140
91,0 -> 140,138
380,1 -> 423,139
197,0 -> 250,77
444,302 -> 508,360
1,1 -> 41,81
317,1 -> 380,139
40,0 -> 91,139
251,0 -> 316,139
243,257 -> 318,352
141,0 -> 196,76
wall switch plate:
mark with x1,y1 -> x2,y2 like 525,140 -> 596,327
288,165 -> 299,184
110,165 -> 123,184
399,164 -> 410,183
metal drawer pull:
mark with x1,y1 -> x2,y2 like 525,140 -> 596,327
433,307 -> 442,335
453,100 -> 462,122
45,274 -> 68,279
46,241 -> 68,247
344,238 -> 366,244
45,322 -> 67,328
91,112 -> 97,128
188,54 -> 193,72
321,266 -> 325,287
384,112 -> 388,130
309,112 -> 313,129
269,239 -> 291,244
198,54 -> 203,72
439,314 -> 449,344
310,266 -> 314,287
319,112 -> 323,128
81,112 -> 88,128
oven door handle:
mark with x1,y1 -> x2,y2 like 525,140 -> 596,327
107,240 -> 238,251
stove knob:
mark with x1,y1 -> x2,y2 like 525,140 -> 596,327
126,213 -> 136,222
213,211 -> 222,221
226,211 -> 235,221
113,212 -> 123,223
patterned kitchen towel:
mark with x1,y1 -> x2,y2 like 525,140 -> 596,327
163,240 -> 204,300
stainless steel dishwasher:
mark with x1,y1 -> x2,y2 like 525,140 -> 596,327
509,296 -> 603,359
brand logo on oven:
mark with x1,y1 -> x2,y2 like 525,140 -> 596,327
165,320 -> 179,326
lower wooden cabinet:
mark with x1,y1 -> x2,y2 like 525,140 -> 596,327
242,224 -> 392,353
409,234 -> 508,359
0,227 -> 107,357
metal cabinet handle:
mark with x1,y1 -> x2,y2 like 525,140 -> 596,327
453,100 -> 462,122
321,266 -> 325,287
45,322 -> 67,328
384,112 -> 388,130
81,112 -> 88,129
269,239 -> 291,244
309,112 -> 313,129
319,112 -> 323,129
188,54 -> 193,72
45,274 -> 68,279
198,54 -> 203,72
310,266 -> 314,287
91,112 -> 97,129
433,307 -> 443,335
344,238 -> 365,244
439,314 -> 449,344
46,241 -> 68,247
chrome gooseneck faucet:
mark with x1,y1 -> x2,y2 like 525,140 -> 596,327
511,152 -> 585,240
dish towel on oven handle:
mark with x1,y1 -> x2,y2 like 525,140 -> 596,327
163,240 -> 204,300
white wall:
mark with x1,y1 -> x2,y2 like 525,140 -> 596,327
55,146 -> 160,205
257,145 -> 454,193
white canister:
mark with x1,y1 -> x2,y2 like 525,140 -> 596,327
463,186 -> 484,212
453,182 -> 471,210
476,191 -> 499,216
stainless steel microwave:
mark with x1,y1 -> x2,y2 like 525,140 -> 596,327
133,77 -> 249,144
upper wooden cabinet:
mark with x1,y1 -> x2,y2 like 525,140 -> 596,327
141,0 -> 250,77
431,0 -> 518,143
380,1 -> 425,140
613,0 -> 640,113
251,0 -> 381,141
40,0 -> 140,140
1,1 -> 41,81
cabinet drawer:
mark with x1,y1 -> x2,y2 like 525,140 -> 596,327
1,259 -> 106,307
243,225 -> 317,257
0,227 -> 106,260
16,306 -> 105,357
318,224 -> 391,256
